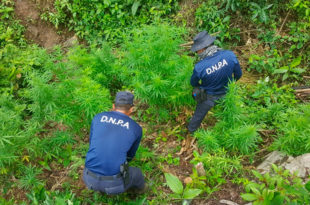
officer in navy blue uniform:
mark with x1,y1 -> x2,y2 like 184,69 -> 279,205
188,31 -> 242,133
83,91 -> 145,195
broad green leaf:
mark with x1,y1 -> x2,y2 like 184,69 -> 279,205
250,187 -> 261,195
241,193 -> 259,201
273,68 -> 288,74
291,68 -> 305,74
253,170 -> 263,180
282,73 -> 289,81
264,4 -> 273,10
183,188 -> 202,199
271,193 -> 284,205
164,173 -> 183,194
290,56 -> 301,68
223,16 -> 230,23
132,1 -> 140,16
305,180 -> 310,192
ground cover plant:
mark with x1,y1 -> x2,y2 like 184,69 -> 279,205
1,0 -> 310,204
41,0 -> 180,43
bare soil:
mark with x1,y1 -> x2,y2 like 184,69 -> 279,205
14,0 -> 73,48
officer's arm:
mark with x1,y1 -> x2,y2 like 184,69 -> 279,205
127,128 -> 142,161
190,69 -> 200,87
233,57 -> 242,81
89,121 -> 94,145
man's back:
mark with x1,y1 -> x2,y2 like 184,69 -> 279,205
85,111 -> 142,176
191,50 -> 242,95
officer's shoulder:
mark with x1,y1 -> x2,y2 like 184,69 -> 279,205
195,58 -> 208,69
221,50 -> 237,57
93,111 -> 111,119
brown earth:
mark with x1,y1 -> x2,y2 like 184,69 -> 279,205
14,0 -> 73,48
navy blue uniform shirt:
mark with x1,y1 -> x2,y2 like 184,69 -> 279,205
190,50 -> 242,95
85,111 -> 142,176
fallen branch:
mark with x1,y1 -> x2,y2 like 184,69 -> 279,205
279,10 -> 290,34
295,88 -> 310,93
180,41 -> 193,47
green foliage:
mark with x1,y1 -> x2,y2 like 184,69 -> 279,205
66,44 -> 121,92
27,189 -> 77,205
120,24 -> 193,121
244,77 -> 297,108
250,2 -> 273,24
219,0 -> 246,12
195,82 -> 261,154
0,0 -> 25,47
18,165 -> 44,190
164,173 -> 202,199
272,104 -> 310,156
241,164 -> 310,205
43,0 -> 179,42
189,149 -> 243,193
24,47 -> 112,130
247,12 -> 309,82
290,0 -> 310,23
195,1 -> 234,45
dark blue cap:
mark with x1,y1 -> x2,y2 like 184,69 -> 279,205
191,31 -> 216,52
115,91 -> 134,106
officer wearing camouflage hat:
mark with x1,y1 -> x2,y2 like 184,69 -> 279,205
188,31 -> 242,133
83,91 -> 145,195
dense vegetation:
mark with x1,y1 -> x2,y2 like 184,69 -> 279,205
1,0 -> 309,204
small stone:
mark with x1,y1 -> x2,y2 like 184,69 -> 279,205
219,199 -> 240,205
195,162 -> 206,176
257,151 -> 286,174
63,35 -> 78,48
284,153 -> 310,178
184,177 -> 193,184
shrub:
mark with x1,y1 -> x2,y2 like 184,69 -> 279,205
120,24 -> 194,120
66,44 -> 121,92
195,82 -> 261,154
24,47 -> 112,131
189,149 -> 243,193
242,164 -> 310,204
272,104 -> 310,156
43,0 -> 179,42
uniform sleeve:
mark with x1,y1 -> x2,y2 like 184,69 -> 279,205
127,126 -> 142,161
190,68 -> 200,87
89,120 -> 94,145
232,54 -> 242,81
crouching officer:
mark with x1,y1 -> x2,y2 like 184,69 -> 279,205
188,31 -> 242,133
83,91 -> 145,195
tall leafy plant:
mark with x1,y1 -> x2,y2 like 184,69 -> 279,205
121,24 -> 193,119
272,104 -> 310,156
195,82 -> 261,155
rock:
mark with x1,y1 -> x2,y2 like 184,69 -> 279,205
195,162 -> 206,176
257,151 -> 286,174
283,153 -> 310,178
219,199 -> 240,205
28,25 -> 39,37
63,35 -> 78,48
182,199 -> 191,205
184,177 -> 193,184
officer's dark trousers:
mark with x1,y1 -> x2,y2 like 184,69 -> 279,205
83,167 -> 145,195
188,94 -> 225,133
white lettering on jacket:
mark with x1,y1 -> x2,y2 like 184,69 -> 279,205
206,59 -> 228,75
100,116 -> 129,129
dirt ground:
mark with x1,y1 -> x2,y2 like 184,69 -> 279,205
14,0 -> 73,48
